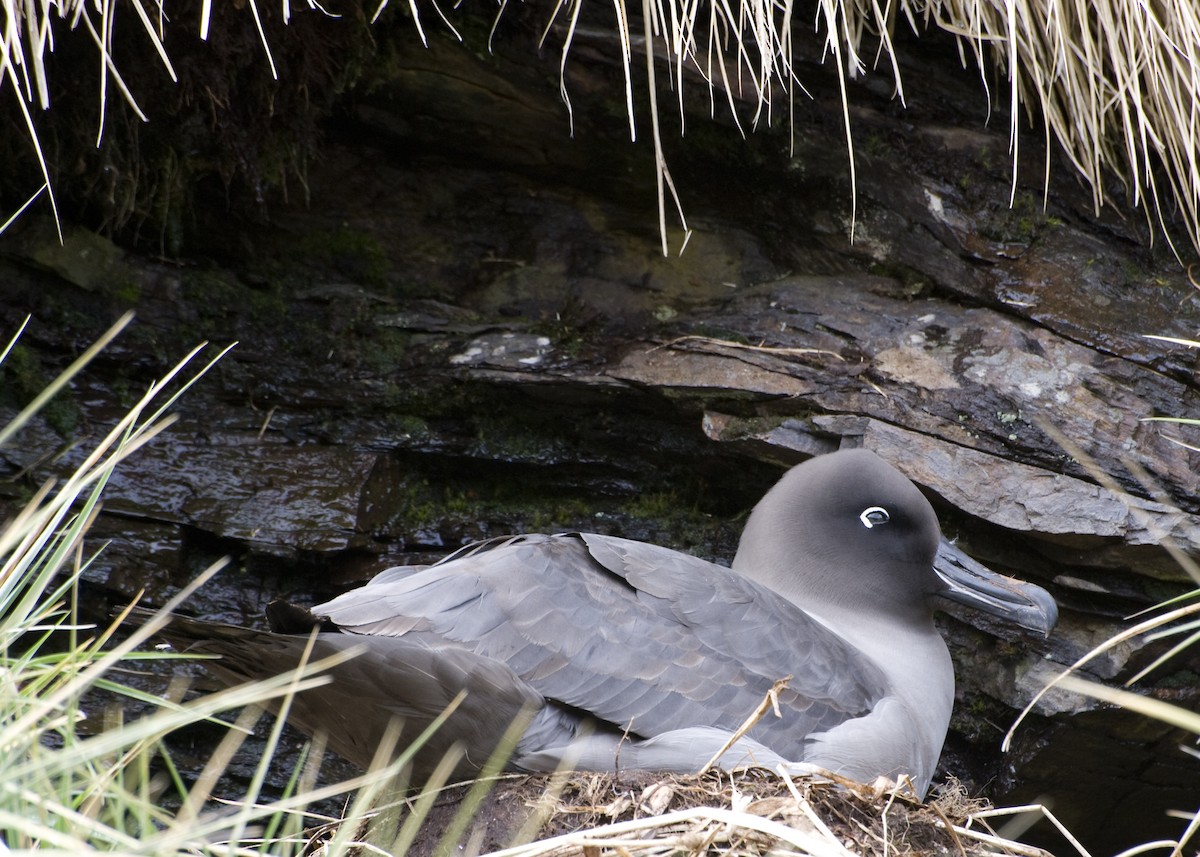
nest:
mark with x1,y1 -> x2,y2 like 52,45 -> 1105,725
306,769 -> 1054,857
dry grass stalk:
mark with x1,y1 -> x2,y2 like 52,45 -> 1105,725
699,676 -> 792,773
659,335 -> 844,361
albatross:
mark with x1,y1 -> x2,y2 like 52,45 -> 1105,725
149,448 -> 1057,798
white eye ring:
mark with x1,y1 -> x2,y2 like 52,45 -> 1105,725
860,506 -> 890,528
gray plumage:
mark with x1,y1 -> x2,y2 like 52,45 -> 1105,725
153,449 -> 1057,797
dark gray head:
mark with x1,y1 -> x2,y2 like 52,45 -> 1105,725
733,448 -> 1057,635
733,449 -> 943,620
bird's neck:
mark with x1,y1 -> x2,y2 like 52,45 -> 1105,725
811,600 -> 955,774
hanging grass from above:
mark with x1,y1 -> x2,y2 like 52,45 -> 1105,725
2,0 -> 1199,255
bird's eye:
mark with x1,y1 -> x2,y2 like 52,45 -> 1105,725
859,506 -> 890,529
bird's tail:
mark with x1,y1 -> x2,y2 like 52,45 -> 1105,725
116,606 -> 544,780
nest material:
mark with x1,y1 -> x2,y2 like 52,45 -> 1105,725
309,769 -> 1053,857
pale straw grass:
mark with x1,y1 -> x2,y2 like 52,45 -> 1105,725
3,0 -> 1200,255
410,767 -> 1059,857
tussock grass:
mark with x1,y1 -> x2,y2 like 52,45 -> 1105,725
1009,413 -> 1200,856
0,314 -> 434,855
3,0 -> 1200,255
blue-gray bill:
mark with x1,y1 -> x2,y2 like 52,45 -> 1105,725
933,538 -> 1058,636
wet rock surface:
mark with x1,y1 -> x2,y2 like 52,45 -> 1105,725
2,9 -> 1199,853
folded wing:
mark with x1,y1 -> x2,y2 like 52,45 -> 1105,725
314,532 -> 890,759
